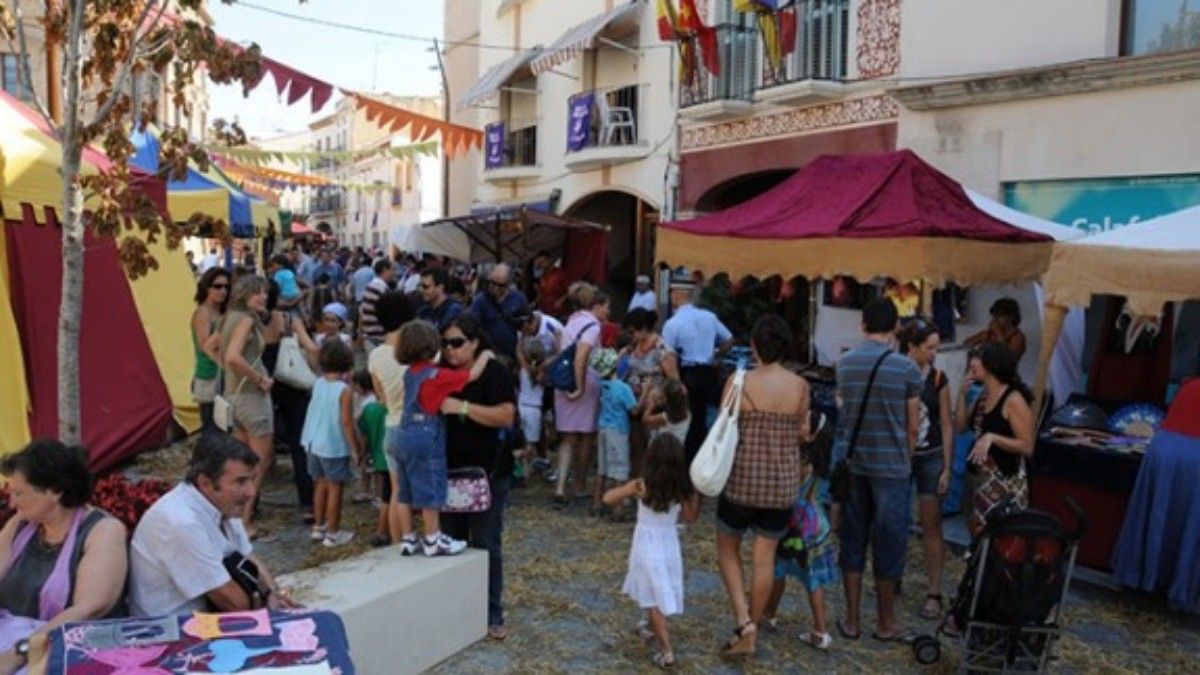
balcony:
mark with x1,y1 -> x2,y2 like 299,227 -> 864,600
678,25 -> 758,121
564,84 -> 652,172
754,0 -> 848,106
483,120 -> 540,183
309,191 -> 343,216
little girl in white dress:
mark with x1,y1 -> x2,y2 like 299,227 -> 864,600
604,434 -> 699,669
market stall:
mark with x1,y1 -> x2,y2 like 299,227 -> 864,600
0,91 -> 176,466
1034,205 -> 1200,578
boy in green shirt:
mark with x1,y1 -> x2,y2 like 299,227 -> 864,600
355,369 -> 391,547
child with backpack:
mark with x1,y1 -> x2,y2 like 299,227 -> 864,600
301,340 -> 363,548
604,434 -> 700,669
761,410 -> 838,650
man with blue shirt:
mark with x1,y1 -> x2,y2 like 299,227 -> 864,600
469,263 -> 528,358
350,254 -> 376,303
833,297 -> 921,643
309,248 -> 344,289
661,272 -> 733,460
416,266 -> 463,331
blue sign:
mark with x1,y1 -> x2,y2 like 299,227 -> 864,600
485,122 -> 506,169
1004,174 -> 1200,235
566,93 -> 595,153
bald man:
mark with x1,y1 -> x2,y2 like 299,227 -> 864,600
469,262 -> 529,357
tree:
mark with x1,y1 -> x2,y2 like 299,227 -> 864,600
0,0 -> 262,443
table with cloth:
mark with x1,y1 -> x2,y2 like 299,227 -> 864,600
1112,379 -> 1200,613
37,608 -> 354,674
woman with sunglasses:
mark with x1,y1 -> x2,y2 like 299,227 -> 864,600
192,267 -> 231,432
439,315 -> 516,641
897,317 -> 955,620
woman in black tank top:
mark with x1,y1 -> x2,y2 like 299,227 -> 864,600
967,343 -> 1035,537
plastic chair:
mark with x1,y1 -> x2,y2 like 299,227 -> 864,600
596,93 -> 635,146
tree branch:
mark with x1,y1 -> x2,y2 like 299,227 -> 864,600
10,2 -> 55,130
88,0 -> 164,126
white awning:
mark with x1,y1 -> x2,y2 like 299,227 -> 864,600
530,1 -> 645,76
458,48 -> 541,109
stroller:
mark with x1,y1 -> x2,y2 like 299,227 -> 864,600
913,498 -> 1086,672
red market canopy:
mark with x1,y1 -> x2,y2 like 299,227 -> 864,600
658,150 -> 1054,285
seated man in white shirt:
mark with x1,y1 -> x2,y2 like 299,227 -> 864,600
129,434 -> 296,617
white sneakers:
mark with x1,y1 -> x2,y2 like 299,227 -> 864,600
422,532 -> 468,557
321,530 -> 355,548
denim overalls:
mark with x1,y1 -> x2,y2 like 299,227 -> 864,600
391,365 -> 448,508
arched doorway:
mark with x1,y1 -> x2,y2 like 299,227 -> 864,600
695,169 -> 795,213
565,190 -> 658,317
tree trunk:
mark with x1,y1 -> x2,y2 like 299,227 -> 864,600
57,151 -> 85,444
56,0 -> 85,444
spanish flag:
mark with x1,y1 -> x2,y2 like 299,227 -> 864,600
657,0 -> 679,41
678,0 -> 720,76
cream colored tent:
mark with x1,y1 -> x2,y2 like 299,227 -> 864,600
1034,205 -> 1200,401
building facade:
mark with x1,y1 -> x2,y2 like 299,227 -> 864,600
449,0 -> 677,296
676,0 -> 901,217
305,95 -> 443,246
891,0 -> 1200,233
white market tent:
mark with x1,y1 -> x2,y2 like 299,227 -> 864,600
965,189 -> 1086,242
1034,204 -> 1200,401
389,221 -> 472,262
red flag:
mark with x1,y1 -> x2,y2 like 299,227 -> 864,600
657,0 -> 679,41
678,0 -> 720,76
779,7 -> 797,57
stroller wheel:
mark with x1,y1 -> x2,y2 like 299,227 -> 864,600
913,634 -> 941,665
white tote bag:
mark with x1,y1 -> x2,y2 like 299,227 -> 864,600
690,368 -> 745,497
273,336 -> 316,390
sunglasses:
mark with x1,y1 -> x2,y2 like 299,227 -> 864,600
441,337 -> 468,349
420,283 -> 434,290
211,284 -> 229,290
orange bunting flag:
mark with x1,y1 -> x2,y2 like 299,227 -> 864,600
677,0 -> 720,77
346,91 -> 484,159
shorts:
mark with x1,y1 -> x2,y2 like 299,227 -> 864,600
838,474 -> 912,580
716,496 -> 790,540
912,450 -> 944,499
597,428 -> 631,481
519,404 -> 542,444
307,454 -> 353,482
192,377 -> 218,404
227,390 -> 274,437
388,418 -> 448,509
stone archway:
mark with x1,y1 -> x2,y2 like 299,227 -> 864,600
565,190 -> 659,317
694,169 -> 795,213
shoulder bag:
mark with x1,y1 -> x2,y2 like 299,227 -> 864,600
274,324 -> 317,390
444,466 -> 492,513
547,321 -> 598,391
829,350 -> 891,503
690,368 -> 746,497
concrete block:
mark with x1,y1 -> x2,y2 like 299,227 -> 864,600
279,548 -> 487,674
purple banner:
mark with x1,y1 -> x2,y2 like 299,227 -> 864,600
485,122 -> 506,168
567,92 -> 595,153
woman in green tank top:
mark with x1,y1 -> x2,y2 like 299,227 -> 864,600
191,268 -> 230,431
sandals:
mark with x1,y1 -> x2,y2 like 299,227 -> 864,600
871,628 -> 917,644
836,617 -> 860,640
921,593 -> 944,620
652,650 -> 676,669
720,620 -> 756,657
798,631 -> 833,651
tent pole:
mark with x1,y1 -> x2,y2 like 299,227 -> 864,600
1034,302 -> 1068,422
808,279 -> 819,364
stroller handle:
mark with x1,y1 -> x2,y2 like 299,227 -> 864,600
1063,496 -> 1088,541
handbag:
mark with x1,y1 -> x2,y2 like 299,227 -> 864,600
689,368 -> 745,497
547,321 -> 597,391
830,350 -> 891,503
777,478 -> 831,567
969,457 -> 1029,534
274,336 -> 316,390
444,466 -> 492,513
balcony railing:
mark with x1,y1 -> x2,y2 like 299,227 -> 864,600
679,24 -> 758,108
566,83 -> 647,151
310,193 -> 343,214
760,0 -> 849,88
484,119 -> 538,169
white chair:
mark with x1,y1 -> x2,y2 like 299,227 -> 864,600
596,93 -> 636,146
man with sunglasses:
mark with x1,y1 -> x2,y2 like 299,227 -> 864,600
416,266 -> 464,331
469,263 -> 528,358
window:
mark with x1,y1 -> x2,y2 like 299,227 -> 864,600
1,53 -> 33,101
1123,0 -> 1200,55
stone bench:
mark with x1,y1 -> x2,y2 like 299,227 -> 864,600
279,548 -> 487,674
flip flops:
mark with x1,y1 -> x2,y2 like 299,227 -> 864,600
871,628 -> 917,644
836,617 -> 860,640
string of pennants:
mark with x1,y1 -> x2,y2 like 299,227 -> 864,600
212,155 -> 407,194
203,140 -> 440,168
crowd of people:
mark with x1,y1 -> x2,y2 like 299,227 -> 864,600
0,236 -> 1039,671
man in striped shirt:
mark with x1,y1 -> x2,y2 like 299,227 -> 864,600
357,258 -> 395,351
834,297 -> 922,643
